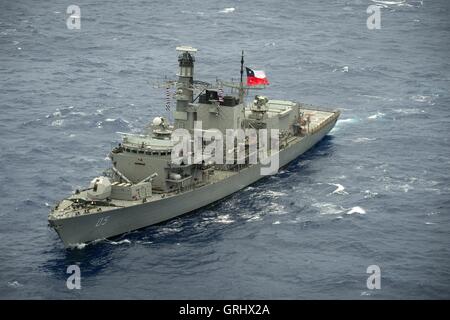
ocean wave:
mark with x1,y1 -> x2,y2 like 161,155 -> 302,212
214,214 -> 235,224
371,0 -> 413,8
313,202 -> 344,215
240,211 -> 264,222
260,190 -> 288,198
266,202 -> 287,215
328,183 -> 349,195
410,94 -> 438,105
7,281 -> 23,288
393,108 -> 425,115
346,206 -> 366,215
363,190 -> 379,199
337,118 -> 357,125
72,242 -> 87,249
108,239 -> 132,245
368,112 -> 385,120
51,119 -> 64,127
332,66 -> 349,73
220,8 -> 235,14
156,227 -> 183,236
353,137 -> 376,143
96,118 -> 131,131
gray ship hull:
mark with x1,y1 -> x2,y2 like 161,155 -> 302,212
49,119 -> 337,247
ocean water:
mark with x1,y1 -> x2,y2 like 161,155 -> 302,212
0,0 -> 449,299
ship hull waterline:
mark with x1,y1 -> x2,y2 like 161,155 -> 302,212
49,119 -> 338,248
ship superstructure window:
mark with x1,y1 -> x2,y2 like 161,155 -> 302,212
199,90 -> 219,104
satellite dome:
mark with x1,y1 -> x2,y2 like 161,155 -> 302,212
152,117 -> 163,126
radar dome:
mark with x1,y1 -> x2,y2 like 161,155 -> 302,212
152,117 -> 163,126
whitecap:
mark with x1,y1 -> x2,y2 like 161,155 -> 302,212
109,239 -> 131,245
262,202 -> 287,215
215,214 -> 234,224
368,112 -> 385,119
7,281 -> 23,288
243,212 -> 263,222
136,240 -> 153,244
328,183 -> 349,195
393,108 -> 425,114
346,206 -> 366,215
69,111 -> 87,116
220,8 -> 235,13
337,118 -> 356,125
158,227 -> 182,235
363,190 -> 378,199
411,94 -> 437,105
273,220 -> 281,225
371,0 -> 411,7
399,184 -> 411,193
313,203 -> 344,215
73,243 -> 87,249
51,119 -> 64,127
353,137 -> 376,143
262,190 -> 287,197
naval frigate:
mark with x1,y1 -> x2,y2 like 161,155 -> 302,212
49,46 -> 340,248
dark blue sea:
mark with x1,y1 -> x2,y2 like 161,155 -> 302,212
1,0 -> 449,299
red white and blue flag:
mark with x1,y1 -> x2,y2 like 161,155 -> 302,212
246,67 -> 269,86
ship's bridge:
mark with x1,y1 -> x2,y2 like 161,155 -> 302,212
119,133 -> 174,154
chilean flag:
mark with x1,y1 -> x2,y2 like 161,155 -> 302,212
246,67 -> 269,86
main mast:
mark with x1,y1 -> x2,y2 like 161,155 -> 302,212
239,50 -> 245,104
174,46 -> 197,131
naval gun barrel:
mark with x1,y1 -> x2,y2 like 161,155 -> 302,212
111,167 -> 132,184
137,172 -> 158,185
